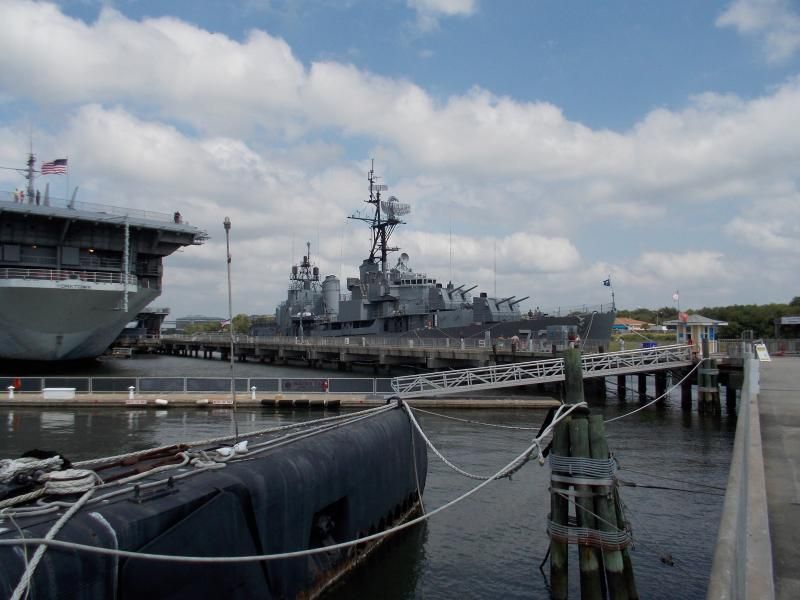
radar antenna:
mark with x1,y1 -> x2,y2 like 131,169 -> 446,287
348,160 -> 410,272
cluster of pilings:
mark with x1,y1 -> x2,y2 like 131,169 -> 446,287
548,349 -> 638,600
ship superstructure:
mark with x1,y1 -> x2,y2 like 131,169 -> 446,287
276,163 -> 533,338
0,153 -> 207,361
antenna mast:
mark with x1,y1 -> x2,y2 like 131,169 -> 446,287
348,160 -> 409,273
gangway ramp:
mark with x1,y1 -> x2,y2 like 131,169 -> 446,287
391,344 -> 693,399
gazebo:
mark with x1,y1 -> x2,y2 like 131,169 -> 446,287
664,314 -> 728,354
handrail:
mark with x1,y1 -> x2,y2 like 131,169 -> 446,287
1,193 -> 176,224
0,267 -> 138,285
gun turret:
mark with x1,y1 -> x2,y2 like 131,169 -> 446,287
460,285 -> 478,298
448,284 -> 466,298
509,296 -> 530,307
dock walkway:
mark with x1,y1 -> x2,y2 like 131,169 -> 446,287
759,358 -> 800,599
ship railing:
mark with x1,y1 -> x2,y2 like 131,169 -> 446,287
0,267 -> 138,285
160,333 -> 608,354
526,303 -> 614,317
1,192 -> 178,224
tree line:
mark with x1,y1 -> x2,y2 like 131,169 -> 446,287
618,297 -> 800,338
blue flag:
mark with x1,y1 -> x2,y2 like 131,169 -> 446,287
603,278 -> 611,287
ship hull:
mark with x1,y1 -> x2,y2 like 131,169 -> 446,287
0,282 -> 158,361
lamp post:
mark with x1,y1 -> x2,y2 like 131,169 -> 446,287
224,216 -> 239,439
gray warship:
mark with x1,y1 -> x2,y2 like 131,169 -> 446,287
276,163 -> 615,345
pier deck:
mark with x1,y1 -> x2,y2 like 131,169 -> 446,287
759,358 -> 800,599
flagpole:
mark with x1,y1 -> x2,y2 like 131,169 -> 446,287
224,216 -> 239,441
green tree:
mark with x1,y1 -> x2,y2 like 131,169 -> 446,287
232,313 -> 251,334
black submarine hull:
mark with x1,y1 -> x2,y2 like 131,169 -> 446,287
0,407 -> 427,599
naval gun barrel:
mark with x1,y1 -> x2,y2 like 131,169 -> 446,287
509,296 -> 530,307
460,285 -> 478,297
498,296 -> 516,306
448,284 -> 466,298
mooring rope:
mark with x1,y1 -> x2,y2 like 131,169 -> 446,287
0,401 -> 586,565
409,406 -> 542,430
604,359 -> 705,424
74,404 -> 389,469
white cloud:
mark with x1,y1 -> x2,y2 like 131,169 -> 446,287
407,0 -> 477,31
1,1 -> 798,313
717,0 -> 800,62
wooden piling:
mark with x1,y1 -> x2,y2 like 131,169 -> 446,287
569,417 -> 603,600
655,371 -> 667,403
564,348 -> 584,404
588,415 -> 629,600
617,375 -> 627,401
550,419 -> 571,600
613,488 -> 639,599
637,374 -> 647,402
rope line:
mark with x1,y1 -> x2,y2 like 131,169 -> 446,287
409,406 -> 542,430
605,360 -> 704,424
0,401 -> 586,565
549,455 -> 618,479
74,405 -> 388,469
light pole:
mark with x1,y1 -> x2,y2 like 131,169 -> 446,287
224,217 -> 239,439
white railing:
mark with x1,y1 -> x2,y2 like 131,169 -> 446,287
2,191 -> 177,224
0,268 -> 138,285
390,344 -> 694,398
392,357 -> 566,398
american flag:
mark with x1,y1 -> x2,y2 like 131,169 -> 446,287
41,158 -> 68,175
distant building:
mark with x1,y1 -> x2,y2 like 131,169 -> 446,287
774,316 -> 800,338
612,317 -> 651,332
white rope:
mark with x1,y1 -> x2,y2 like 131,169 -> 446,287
409,406 -> 541,430
42,469 -> 97,495
10,487 -> 96,600
0,457 -> 63,483
549,455 -> 618,479
0,401 -> 587,565
605,359 -> 705,424
74,405 -> 389,469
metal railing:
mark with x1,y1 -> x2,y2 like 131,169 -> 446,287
1,192 -> 177,224
0,268 -> 138,285
161,333 -> 606,354
391,344 -> 693,398
0,376 -> 394,395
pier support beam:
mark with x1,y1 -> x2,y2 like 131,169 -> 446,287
637,374 -> 647,402
617,375 -> 627,401
655,371 -> 667,403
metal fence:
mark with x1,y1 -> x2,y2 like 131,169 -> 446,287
162,333 -> 606,354
0,376 -> 393,395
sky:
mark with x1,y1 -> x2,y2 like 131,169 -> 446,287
1,0 -> 799,319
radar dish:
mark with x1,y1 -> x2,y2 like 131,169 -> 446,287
381,196 -> 411,220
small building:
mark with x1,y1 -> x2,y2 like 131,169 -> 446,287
774,316 -> 800,338
612,317 -> 651,332
663,314 -> 728,354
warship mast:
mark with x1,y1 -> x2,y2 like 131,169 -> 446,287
348,160 -> 409,273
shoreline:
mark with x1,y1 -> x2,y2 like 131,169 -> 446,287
1,392 -> 560,409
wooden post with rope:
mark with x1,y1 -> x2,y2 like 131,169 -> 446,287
548,348 -> 638,599
550,418 -> 571,600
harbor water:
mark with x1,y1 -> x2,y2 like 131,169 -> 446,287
0,356 -> 735,599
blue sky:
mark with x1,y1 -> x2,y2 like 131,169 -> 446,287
1,0 -> 799,318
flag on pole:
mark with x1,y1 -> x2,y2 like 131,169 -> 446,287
679,312 -> 689,323
220,319 -> 231,327
672,291 -> 680,302
41,158 -> 68,175
603,278 -> 611,287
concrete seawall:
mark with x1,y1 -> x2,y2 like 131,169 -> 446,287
707,356 -> 777,599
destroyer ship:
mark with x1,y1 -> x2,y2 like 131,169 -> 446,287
276,163 -> 615,345
0,153 -> 207,361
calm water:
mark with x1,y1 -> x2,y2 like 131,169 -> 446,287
0,356 -> 736,599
